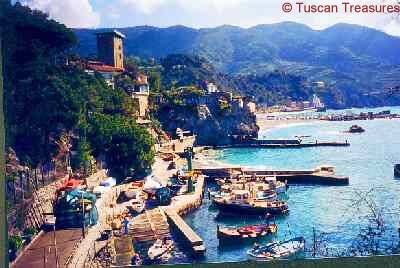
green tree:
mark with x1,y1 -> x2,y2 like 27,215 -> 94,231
148,71 -> 161,92
72,139 -> 93,176
88,113 -> 155,181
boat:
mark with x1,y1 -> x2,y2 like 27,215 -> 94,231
348,125 -> 365,133
213,190 -> 289,215
395,164 -> 400,178
143,175 -> 163,195
247,237 -> 305,261
264,177 -> 287,194
218,223 -> 277,241
147,237 -> 174,261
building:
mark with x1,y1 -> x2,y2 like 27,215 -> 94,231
126,74 -> 150,119
85,61 -> 124,88
96,30 -> 125,69
83,30 -> 126,88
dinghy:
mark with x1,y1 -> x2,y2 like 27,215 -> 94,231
148,237 -> 174,261
218,223 -> 277,241
247,237 -> 305,261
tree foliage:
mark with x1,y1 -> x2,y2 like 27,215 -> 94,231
87,113 -> 155,181
2,2 -> 153,179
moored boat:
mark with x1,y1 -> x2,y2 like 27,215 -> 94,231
348,125 -> 365,133
148,237 -> 174,261
217,223 -> 277,241
394,164 -> 400,178
213,190 -> 289,215
247,236 -> 305,261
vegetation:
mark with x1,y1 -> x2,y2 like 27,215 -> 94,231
2,2 -> 154,181
74,24 -> 400,108
88,113 -> 155,181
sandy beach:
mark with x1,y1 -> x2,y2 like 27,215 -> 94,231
256,113 -> 319,130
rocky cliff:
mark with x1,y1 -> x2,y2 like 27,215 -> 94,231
154,93 -> 259,146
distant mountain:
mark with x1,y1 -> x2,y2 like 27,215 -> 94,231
73,22 -> 400,108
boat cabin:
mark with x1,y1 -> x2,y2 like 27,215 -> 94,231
231,190 -> 251,201
316,165 -> 335,173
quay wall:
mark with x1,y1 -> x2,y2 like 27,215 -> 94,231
161,175 -> 206,257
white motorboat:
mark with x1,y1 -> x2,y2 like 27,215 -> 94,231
247,237 -> 305,261
147,237 -> 174,261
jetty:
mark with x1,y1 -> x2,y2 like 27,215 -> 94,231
161,175 -> 206,256
216,139 -> 349,149
195,166 -> 349,186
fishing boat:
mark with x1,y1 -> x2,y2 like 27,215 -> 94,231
147,237 -> 174,261
213,190 -> 289,215
348,125 -> 365,133
247,237 -> 305,261
218,223 -> 277,241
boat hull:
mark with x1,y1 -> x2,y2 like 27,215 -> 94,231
214,201 -> 288,215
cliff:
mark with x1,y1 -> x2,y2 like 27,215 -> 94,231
153,91 -> 259,146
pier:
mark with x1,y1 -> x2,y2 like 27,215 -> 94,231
161,175 -> 206,256
196,166 -> 349,186
215,139 -> 349,149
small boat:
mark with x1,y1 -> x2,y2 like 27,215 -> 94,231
148,237 -> 174,261
348,125 -> 365,133
213,190 -> 289,215
218,223 -> 277,241
395,164 -> 400,178
263,177 -> 287,194
247,237 -> 305,261
143,175 -> 163,195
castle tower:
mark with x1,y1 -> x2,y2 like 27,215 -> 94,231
96,30 -> 125,69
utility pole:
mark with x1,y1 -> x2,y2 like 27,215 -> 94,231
0,1 -> 9,266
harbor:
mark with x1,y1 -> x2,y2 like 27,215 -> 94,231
9,107 -> 400,266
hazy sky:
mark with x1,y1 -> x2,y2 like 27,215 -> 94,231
18,0 -> 400,36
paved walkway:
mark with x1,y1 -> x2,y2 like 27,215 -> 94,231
13,228 -> 82,268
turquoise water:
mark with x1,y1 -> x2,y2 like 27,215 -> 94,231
183,106 -> 400,263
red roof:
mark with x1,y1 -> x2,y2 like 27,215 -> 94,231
86,61 -> 124,73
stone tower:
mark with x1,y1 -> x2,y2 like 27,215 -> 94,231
96,30 -> 125,69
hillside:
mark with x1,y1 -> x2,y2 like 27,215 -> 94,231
73,23 -> 400,108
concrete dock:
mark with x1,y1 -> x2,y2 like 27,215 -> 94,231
196,167 -> 349,185
161,175 -> 206,256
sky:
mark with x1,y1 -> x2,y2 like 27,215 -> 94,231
17,0 -> 400,36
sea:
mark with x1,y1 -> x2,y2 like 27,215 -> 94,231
169,106 -> 400,264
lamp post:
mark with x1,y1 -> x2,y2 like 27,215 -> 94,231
184,147 -> 194,193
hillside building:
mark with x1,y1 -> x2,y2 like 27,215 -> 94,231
96,30 -> 125,69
